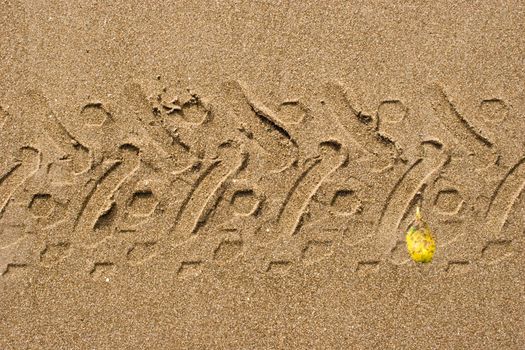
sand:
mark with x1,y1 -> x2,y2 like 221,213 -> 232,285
1,1 -> 524,348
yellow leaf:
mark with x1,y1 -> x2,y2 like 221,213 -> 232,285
405,207 -> 436,263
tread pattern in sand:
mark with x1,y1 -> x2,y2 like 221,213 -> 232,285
0,82 -> 523,278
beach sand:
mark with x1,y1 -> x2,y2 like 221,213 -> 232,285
1,1 -> 524,348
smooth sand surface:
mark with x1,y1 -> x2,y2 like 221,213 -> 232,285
1,1 -> 524,348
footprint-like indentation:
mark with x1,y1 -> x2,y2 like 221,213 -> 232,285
29,193 -> 54,218
481,240 -> 512,264
214,240 -> 243,262
434,188 -> 463,215
377,100 -> 407,123
231,189 -> 260,216
81,103 -> 111,127
276,101 -> 307,124
445,261 -> 470,274
266,261 -> 291,273
90,262 -> 115,281
127,242 -> 157,264
40,243 -> 71,266
177,261 -> 203,278
480,99 -> 508,123
330,189 -> 361,215
301,240 -> 332,263
129,190 -> 158,217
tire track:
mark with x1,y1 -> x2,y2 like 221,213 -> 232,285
1,83 -> 522,277
276,140 -> 347,236
24,90 -> 91,174
377,142 -> 448,252
73,144 -> 141,247
324,82 -> 399,167
485,157 -> 525,235
0,147 -> 40,218
121,84 -> 196,169
169,144 -> 247,246
432,85 -> 494,161
223,81 -> 298,172
237,82 -> 297,146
